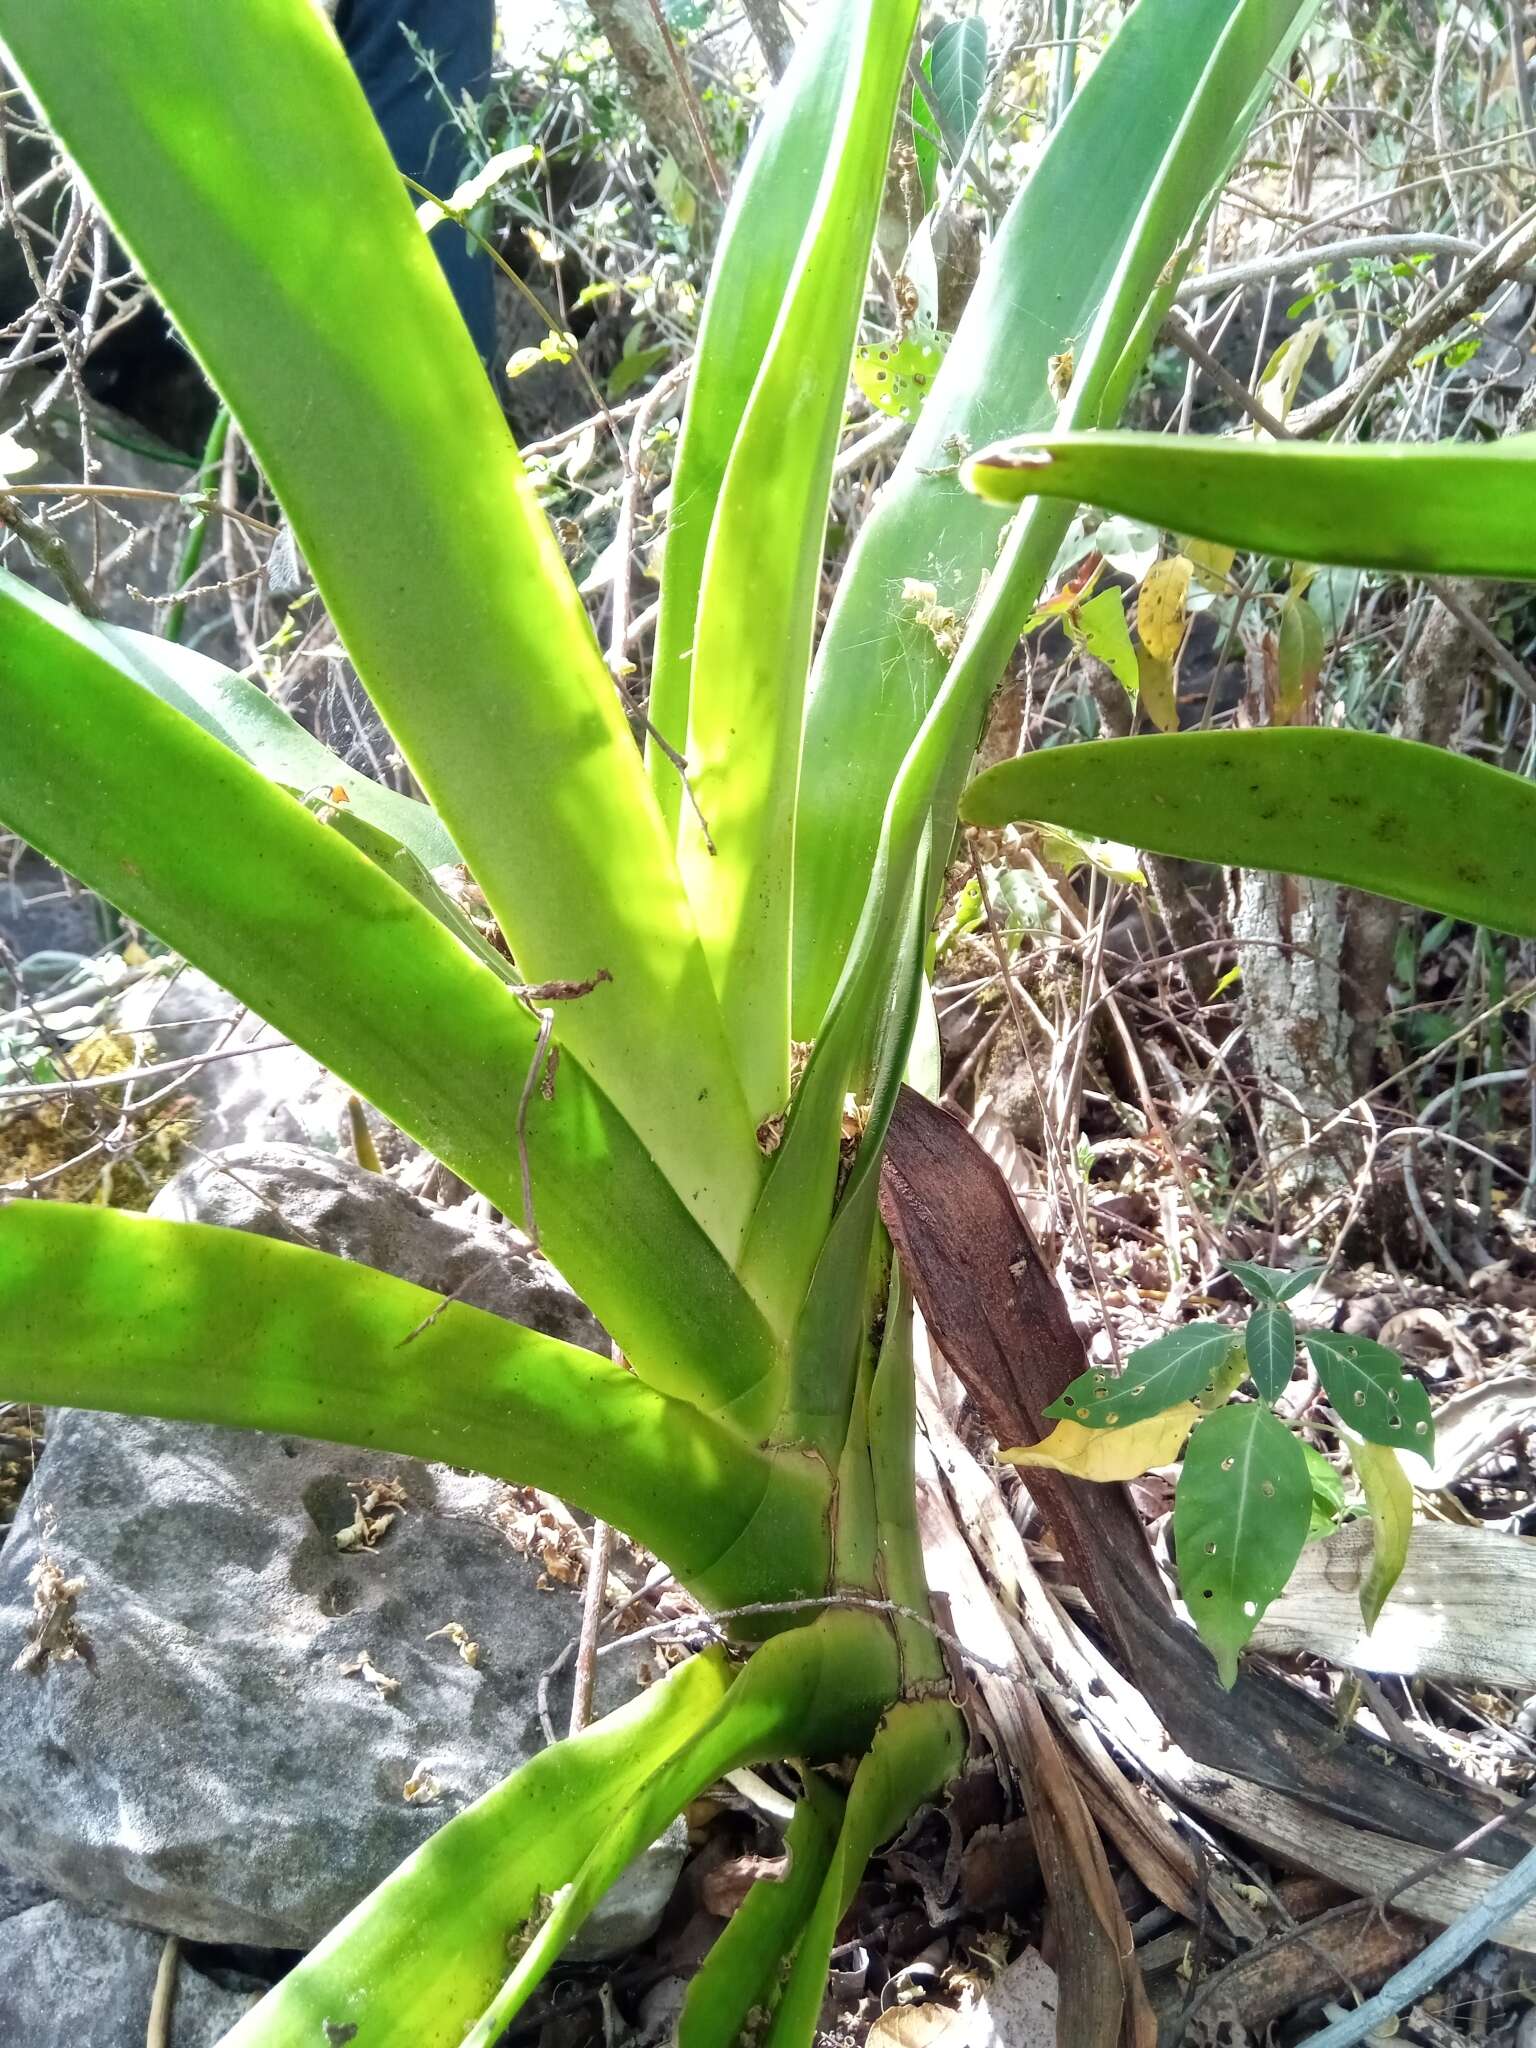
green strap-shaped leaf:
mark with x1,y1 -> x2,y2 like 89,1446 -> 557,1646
1306,1331 -> 1436,1459
764,1699 -> 964,2047
461,1613 -> 905,2047
0,578 -> 783,1420
102,618 -> 457,868
678,1773 -> 845,2048
963,730 -> 1536,939
1047,1322 -> 1236,1429
0,1205 -> 825,1609
221,1647 -> 734,2048
1175,1402 -> 1312,1687
1244,1304 -> 1297,1403
792,0 -> 1311,1034
647,1 -> 871,831
1226,1258 -> 1324,1304
671,0 -> 920,1119
1345,1433 -> 1415,1635
962,429 -> 1536,578
0,0 -> 764,1257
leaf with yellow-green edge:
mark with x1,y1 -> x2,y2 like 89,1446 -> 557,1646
104,621 -> 457,868
0,0 -> 763,1258
0,1205 -> 826,1609
1344,1433 -> 1415,1634
1175,1402 -> 1312,1688
963,730 -> 1536,939
647,0 -> 883,832
0,575 -> 783,1422
792,0 -> 1315,1036
960,429 -> 1536,579
1001,1404 -> 1198,1482
222,1647 -> 734,2048
1073,584 -> 1138,694
672,0 -> 920,1120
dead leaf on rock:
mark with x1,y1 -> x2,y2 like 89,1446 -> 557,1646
867,1948 -> 1058,2048
12,1553 -> 94,1675
339,1651 -> 400,1699
700,1852 -> 789,1918
426,1621 -> 481,1668
403,1766 -> 443,1804
335,1477 -> 409,1552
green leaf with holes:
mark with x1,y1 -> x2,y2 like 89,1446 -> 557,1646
1225,1259 -> 1324,1305
1046,1322 -> 1236,1430
1244,1305 -> 1296,1404
1175,1403 -> 1312,1688
1305,1332 -> 1435,1460
852,331 -> 948,421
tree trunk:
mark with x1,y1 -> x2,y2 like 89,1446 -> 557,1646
585,0 -> 718,206
740,0 -> 795,80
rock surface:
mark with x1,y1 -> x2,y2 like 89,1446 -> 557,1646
0,1146 -> 672,1954
111,967 -> 366,1159
0,1899 -> 261,2047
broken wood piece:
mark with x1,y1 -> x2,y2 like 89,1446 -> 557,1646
1254,1522 -> 1536,1688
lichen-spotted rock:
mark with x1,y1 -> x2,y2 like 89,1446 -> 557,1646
0,1146 -> 668,1950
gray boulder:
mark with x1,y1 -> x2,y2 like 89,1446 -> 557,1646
0,1148 -> 673,1955
0,1900 -> 261,2047
112,967 -> 370,1160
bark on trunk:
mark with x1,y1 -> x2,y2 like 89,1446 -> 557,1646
586,0 -> 718,205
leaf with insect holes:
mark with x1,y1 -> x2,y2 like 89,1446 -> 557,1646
852,331 -> 948,421
1244,1305 -> 1296,1404
1175,1403 -> 1311,1688
1046,1321 -> 1235,1431
1136,554 -> 1192,663
1345,1433 -> 1414,1633
1305,1331 -> 1435,1460
1001,1403 -> 1198,1482
1225,1260 -> 1324,1305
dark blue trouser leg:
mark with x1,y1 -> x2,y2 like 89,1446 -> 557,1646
335,0 -> 497,360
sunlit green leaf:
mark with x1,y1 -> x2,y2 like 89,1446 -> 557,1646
1225,1259 -> 1324,1304
224,1651 -> 734,2048
1046,1322 -> 1236,1429
1175,1403 -> 1312,1687
1073,584 -> 1138,693
1244,1304 -> 1296,1403
852,331 -> 948,421
1305,1331 -> 1435,1459
961,428 -> 1536,579
964,730 -> 1536,939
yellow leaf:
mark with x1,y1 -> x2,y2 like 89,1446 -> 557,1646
1136,641 -> 1177,732
1344,1433 -> 1415,1634
1179,534 -> 1235,590
1001,1403 -> 1197,1482
1137,554 -> 1192,662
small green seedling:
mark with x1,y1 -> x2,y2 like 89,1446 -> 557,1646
1042,1261 -> 1433,1685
